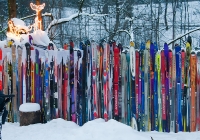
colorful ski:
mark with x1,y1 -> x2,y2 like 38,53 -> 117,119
129,41 -> 137,130
197,51 -> 200,130
190,51 -> 196,132
114,43 -> 120,121
103,41 -> 109,121
161,50 -> 166,132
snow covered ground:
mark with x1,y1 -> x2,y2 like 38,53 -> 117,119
2,118 -> 200,140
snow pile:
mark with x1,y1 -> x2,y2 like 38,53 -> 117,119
0,40 -> 6,48
11,18 -> 29,31
19,103 -> 40,112
2,118 -> 200,140
5,17 -> 55,48
30,30 -> 51,46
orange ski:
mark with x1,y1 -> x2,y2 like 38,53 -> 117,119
190,52 -> 196,132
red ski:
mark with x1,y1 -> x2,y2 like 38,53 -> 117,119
161,50 -> 166,130
113,44 -> 120,120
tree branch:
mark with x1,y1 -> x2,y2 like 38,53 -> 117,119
45,12 -> 108,33
21,12 -> 54,20
167,27 -> 200,45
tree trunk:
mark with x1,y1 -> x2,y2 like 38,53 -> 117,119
164,0 -> 168,30
7,0 -> 17,32
172,0 -> 177,49
8,0 -> 17,20
36,0 -> 43,30
109,0 -> 120,41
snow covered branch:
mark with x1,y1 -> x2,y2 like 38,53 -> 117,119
167,27 -> 200,45
45,12 -> 108,33
21,12 -> 53,20
116,29 -> 131,38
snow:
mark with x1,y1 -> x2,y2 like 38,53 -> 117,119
0,40 -> 6,48
30,30 -> 52,47
19,103 -> 40,112
11,18 -> 29,31
2,118 -> 200,140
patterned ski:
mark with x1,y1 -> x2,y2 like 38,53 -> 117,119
114,43 -> 120,121
175,45 -> 182,132
156,50 -> 162,132
12,45 -> 17,122
161,50 -> 166,132
91,41 -> 98,119
129,41 -> 137,130
121,50 -> 127,124
190,51 -> 196,132
103,41 -> 109,121
197,51 -> 200,130
185,42 -> 191,132
169,49 -> 175,132
25,43 -> 31,103
135,50 -> 139,130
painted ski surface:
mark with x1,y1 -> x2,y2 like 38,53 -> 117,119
85,41 -> 92,122
129,41 -> 137,130
156,50 -> 162,132
181,49 -> 185,131
108,41 -> 113,120
161,50 -> 166,132
184,42 -> 191,132
25,43 -> 31,103
145,41 -> 150,131
12,45 -> 17,122
175,45 -> 182,132
78,49 -> 83,125
169,49 -> 175,132
186,42 -> 191,132
103,41 -> 109,121
197,51 -> 200,130
164,43 -> 169,132
154,43 -> 158,131
190,51 -> 196,132
137,43 -> 144,131
135,50 -> 139,130
114,43 -> 120,121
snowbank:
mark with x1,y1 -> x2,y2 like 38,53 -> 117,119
2,118 -> 200,140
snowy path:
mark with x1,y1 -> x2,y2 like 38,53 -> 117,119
2,118 -> 200,140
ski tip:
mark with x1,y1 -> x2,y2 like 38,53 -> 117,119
140,42 -> 145,50
85,40 -> 90,46
145,40 -> 151,50
29,35 -> 33,45
78,50 -> 82,58
164,42 -> 168,50
187,36 -> 192,46
130,41 -> 135,47
154,42 -> 158,51
25,42 -> 31,48
7,39 -> 14,48
197,51 -> 200,56
131,117 -> 138,131
79,42 -> 84,49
